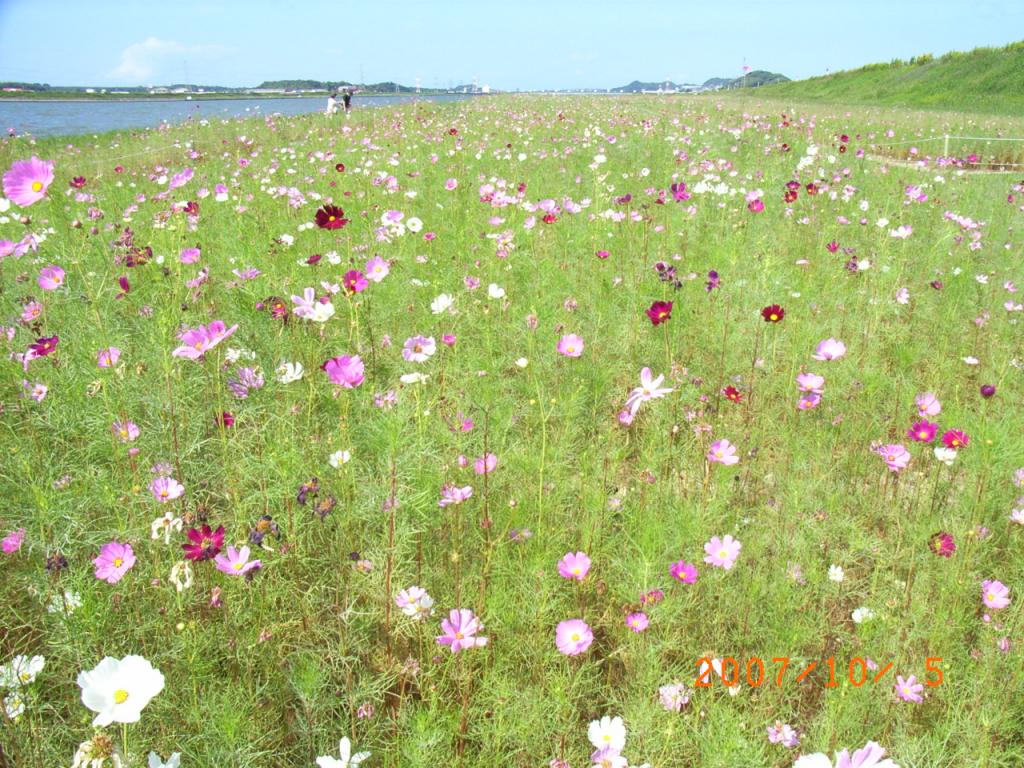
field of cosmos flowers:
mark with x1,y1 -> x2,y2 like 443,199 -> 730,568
0,94 -> 1022,768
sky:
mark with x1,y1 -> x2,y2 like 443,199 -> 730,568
0,0 -> 1021,91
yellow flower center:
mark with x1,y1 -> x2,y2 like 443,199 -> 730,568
887,455 -> 896,462
719,549 -> 728,558
119,429 -> 128,437
328,215 -> 336,222
113,689 -> 129,704
160,490 -> 168,498
571,633 -> 581,642
31,181 -> 43,192
769,313 -> 778,321
113,557 -> 123,567
233,562 -> 244,571
19,672 -> 30,682
414,344 -> 423,353
566,346 -> 575,353
714,451 -> 723,458
571,568 -> 580,575
455,632 -> 464,640
987,592 -> 995,602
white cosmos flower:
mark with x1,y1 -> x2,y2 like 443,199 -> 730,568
0,654 -> 44,687
934,447 -> 958,466
400,372 -> 430,385
515,357 -> 529,368
406,216 -> 423,233
851,607 -> 875,624
148,753 -> 181,768
308,300 -> 336,323
3,692 -> 25,720
329,450 -> 351,468
430,293 -> 454,314
624,367 -> 674,416
487,283 -> 506,299
77,655 -> 165,727
276,361 -> 304,384
587,714 -> 627,752
150,512 -> 182,544
316,737 -> 370,768
46,589 -> 82,615
169,561 -> 193,592
828,565 -> 845,583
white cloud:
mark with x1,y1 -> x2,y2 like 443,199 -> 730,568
109,37 -> 228,83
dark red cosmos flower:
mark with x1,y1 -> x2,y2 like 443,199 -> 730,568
840,134 -> 850,143
183,201 -> 199,216
448,128 -> 458,136
805,183 -> 819,195
115,275 -> 130,300
214,411 -> 235,428
723,385 -> 743,403
646,300 -> 673,325
838,145 -> 847,154
70,176 -> 86,189
826,240 -> 840,253
315,204 -> 349,230
258,296 -> 289,321
542,213 -> 557,224
928,531 -> 956,557
30,335 -> 59,357
761,304 -> 785,323
785,180 -> 801,191
335,163 -> 346,172
182,524 -> 225,561
705,270 -> 721,292
784,189 -> 798,204
306,253 -> 322,265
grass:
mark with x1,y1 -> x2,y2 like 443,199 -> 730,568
757,41 -> 1024,116
0,94 -> 1022,768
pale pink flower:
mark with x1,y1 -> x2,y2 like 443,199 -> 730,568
703,534 -> 741,569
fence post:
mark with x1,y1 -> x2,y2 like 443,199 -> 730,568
943,134 -> 949,157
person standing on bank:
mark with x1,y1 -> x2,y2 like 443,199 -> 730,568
325,92 -> 338,116
343,88 -> 353,114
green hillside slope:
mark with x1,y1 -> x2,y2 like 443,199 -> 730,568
759,41 -> 1024,114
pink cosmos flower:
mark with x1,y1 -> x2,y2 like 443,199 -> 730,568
436,608 -> 488,653
982,579 -> 1010,610
402,335 -> 436,363
214,545 -> 261,576
93,541 -> 136,584
625,612 -> 649,632
20,301 -> 42,323
624,367 -> 674,416
365,256 -> 389,282
179,246 -> 201,264
747,198 -> 765,213
2,528 -> 25,554
343,269 -> 369,294
796,373 -> 825,394
707,439 -> 739,466
767,722 -> 800,748
941,429 -> 969,450
557,551 -> 591,580
555,618 -> 593,656
907,421 -> 938,443
438,484 -> 473,508
3,156 -> 55,206
112,420 -> 140,442
445,178 -> 458,190
322,355 -> 365,388
704,535 -> 741,570
915,392 -> 941,417
557,334 -> 584,358
799,741 -> 898,768
812,338 -> 847,361
797,394 -> 821,410
669,560 -> 699,584
894,674 -> 924,703
877,443 -> 911,473
441,334 -> 456,346
38,265 -> 65,291
150,476 -> 184,503
97,347 -> 121,368
474,453 -> 498,474
172,321 -> 238,360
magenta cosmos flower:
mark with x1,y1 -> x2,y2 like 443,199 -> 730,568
557,334 -> 584,358
172,320 -> 238,360
982,579 -> 1010,610
796,373 -> 825,394
112,420 -> 140,442
555,618 -> 593,656
3,156 -> 55,206
941,429 -> 969,450
877,444 -> 911,473
436,608 -> 488,653
669,560 -> 699,584
93,541 -> 136,584
183,524 -> 224,561
2,528 -> 26,554
343,269 -> 369,294
97,347 -> 121,368
149,476 -> 184,503
322,355 -> 365,388
707,439 -> 739,466
214,545 -> 261,576
812,338 -> 847,361
894,674 -> 924,703
557,551 -> 591,580
907,420 -> 938,443
38,265 -> 65,291
704,535 -> 742,570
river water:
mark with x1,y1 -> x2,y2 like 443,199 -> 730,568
0,94 -> 477,139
